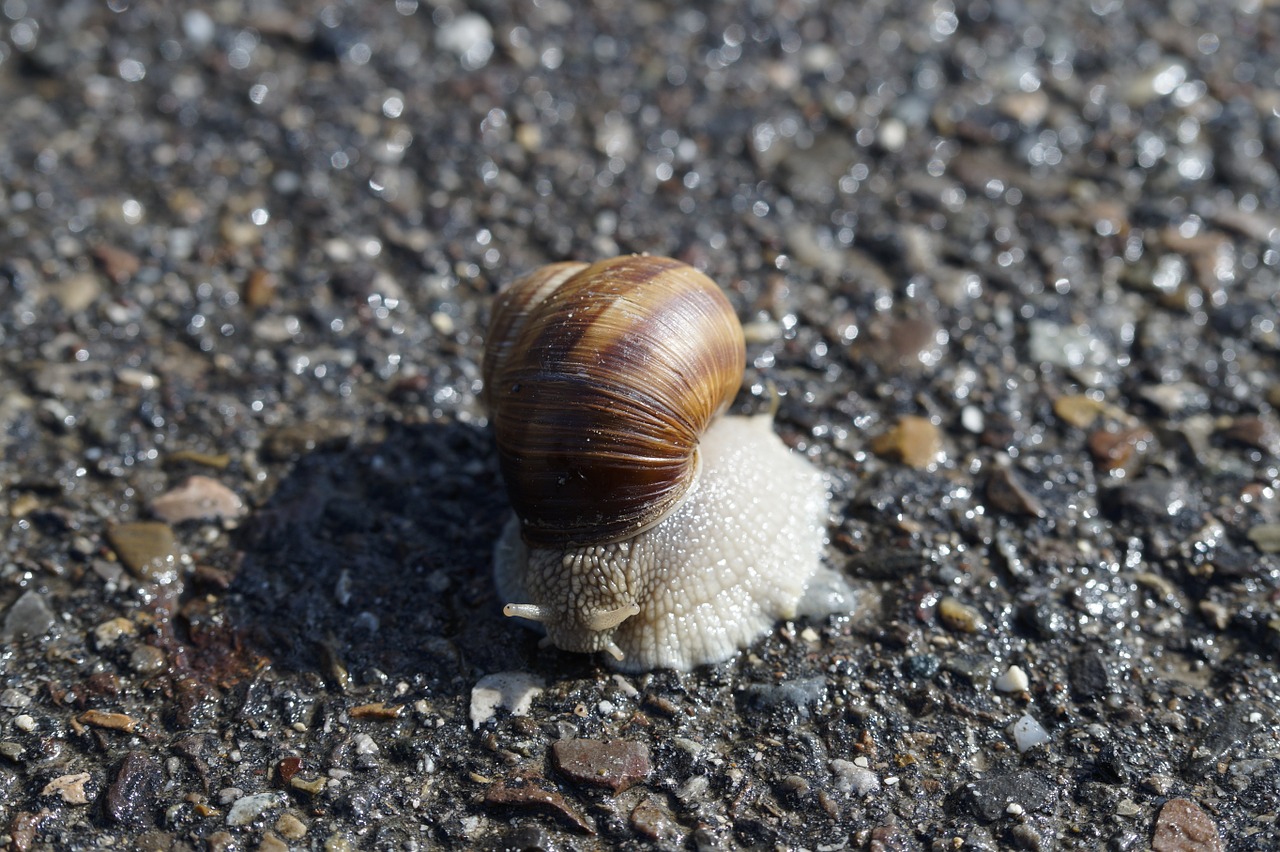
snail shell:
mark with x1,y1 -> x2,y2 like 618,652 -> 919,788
484,255 -> 841,671
483,255 -> 744,546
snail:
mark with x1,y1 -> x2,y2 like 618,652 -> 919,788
483,255 -> 846,672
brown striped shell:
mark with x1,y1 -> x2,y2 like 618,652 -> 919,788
483,255 -> 746,547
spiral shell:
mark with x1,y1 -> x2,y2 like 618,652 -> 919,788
483,255 -> 746,546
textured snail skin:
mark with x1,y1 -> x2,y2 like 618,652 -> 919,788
494,413 -> 831,672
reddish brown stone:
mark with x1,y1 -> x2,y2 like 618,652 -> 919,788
1152,798 -> 1223,852
91,244 -> 141,286
483,773 -> 593,834
551,738 -> 652,793
1088,426 -> 1155,474
276,757 -> 303,784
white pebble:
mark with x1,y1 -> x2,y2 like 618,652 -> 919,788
1010,714 -> 1051,752
995,665 -> 1029,693
353,733 -> 379,755
14,714 -> 36,732
830,758 -> 880,796
436,13 -> 494,69
225,791 -> 285,827
470,672 -> 545,728
960,405 -> 985,434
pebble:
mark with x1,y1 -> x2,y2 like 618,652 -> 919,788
435,12 -> 494,69
274,811 -> 308,840
2,590 -> 57,640
226,792 -> 287,827
1151,798 -> 1223,852
629,798 -> 685,846
1028,320 -> 1113,381
470,672 -> 545,728
1010,715 -> 1051,752
1088,426 -> 1155,475
256,833 -> 289,852
484,773 -> 593,834
938,597 -> 985,634
243,269 -> 278,308
1217,416 -> 1280,455
105,751 -> 162,827
957,770 -> 1053,822
41,772 -> 92,805
995,665 -> 1029,693
1140,382 -> 1209,415
92,617 -> 137,648
79,710 -> 140,733
830,759 -> 880,796
129,645 -> 167,676
1053,394 -> 1106,429
106,521 -> 180,583
739,677 -> 827,719
552,739 -> 651,793
0,688 -> 32,709
985,466 -> 1046,518
871,416 -> 943,469
1070,649 -> 1111,695
1247,524 -> 1280,554
91,243 -> 141,286
151,476 -> 245,524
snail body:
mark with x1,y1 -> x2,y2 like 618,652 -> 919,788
484,255 -> 839,671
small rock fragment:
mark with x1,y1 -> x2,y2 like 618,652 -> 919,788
470,672 -> 545,728
1089,427 -> 1155,474
995,665 -> 1029,693
2,590 -> 57,640
1152,798 -> 1223,852
79,710 -> 140,733
869,824 -> 911,852
739,677 -> 826,719
1217,416 -> 1280,455
938,597 -> 985,634
435,12 -> 494,69
106,522 -> 179,583
41,772 -> 92,805
150,476 -> 245,524
244,268 -> 278,308
830,759 -> 880,796
1054,396 -> 1105,430
630,798 -> 685,846
92,617 -> 138,649
1070,651 -> 1112,699
484,773 -> 594,834
105,751 -> 161,827
1247,524 -> 1280,554
1010,715 -> 1051,752
129,645 -> 167,676
275,811 -> 309,840
871,416 -> 942,469
985,467 -> 1046,518
350,702 -> 402,720
225,791 -> 286,827
956,770 -> 1054,822
551,739 -> 651,793
92,244 -> 141,285
256,832 -> 289,852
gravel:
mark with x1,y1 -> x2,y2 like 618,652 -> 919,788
2,0 -> 1279,849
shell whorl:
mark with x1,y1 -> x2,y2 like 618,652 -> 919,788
483,255 -> 746,547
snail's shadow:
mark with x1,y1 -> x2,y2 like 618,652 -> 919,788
226,419 -> 531,688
